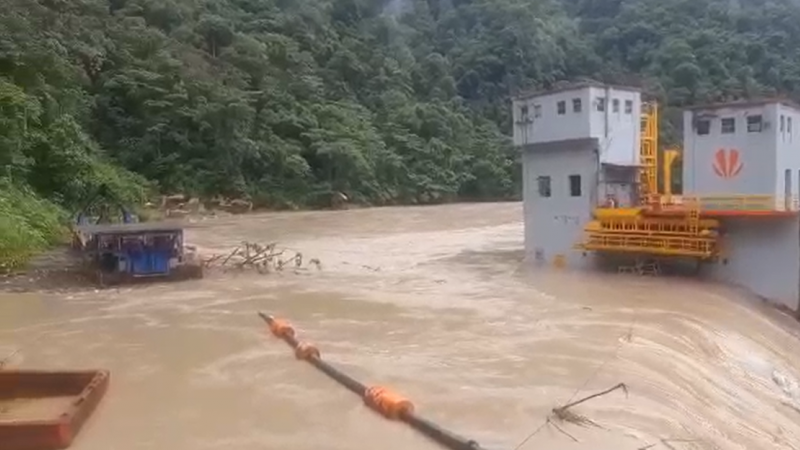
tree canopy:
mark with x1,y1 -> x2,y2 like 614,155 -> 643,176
3,0 -> 800,217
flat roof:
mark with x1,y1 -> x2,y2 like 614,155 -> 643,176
686,97 -> 800,112
75,221 -> 186,235
513,80 -> 642,101
602,162 -> 643,169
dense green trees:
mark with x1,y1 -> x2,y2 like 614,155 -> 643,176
4,0 -> 800,264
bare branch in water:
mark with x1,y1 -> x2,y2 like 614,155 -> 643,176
551,382 -> 628,427
201,242 -> 320,275
546,416 -> 579,442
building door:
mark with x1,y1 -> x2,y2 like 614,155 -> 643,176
786,169 -> 792,211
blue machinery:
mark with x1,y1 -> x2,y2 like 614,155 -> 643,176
75,223 -> 185,278
70,184 -> 201,281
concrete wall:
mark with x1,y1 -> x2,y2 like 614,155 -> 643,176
776,104 -> 800,205
706,217 -> 800,312
522,139 -> 597,268
588,87 -> 641,166
683,105 -> 777,197
513,88 -> 592,145
513,86 -> 641,166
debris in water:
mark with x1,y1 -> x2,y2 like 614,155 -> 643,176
772,369 -> 799,399
513,383 -> 629,448
551,382 -> 628,428
0,348 -> 19,370
637,438 -> 699,449
202,242 -> 321,274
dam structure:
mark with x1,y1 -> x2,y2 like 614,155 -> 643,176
513,81 -> 800,314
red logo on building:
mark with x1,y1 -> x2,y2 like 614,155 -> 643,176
713,148 -> 743,178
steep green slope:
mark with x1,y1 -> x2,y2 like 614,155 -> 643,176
3,0 -> 800,266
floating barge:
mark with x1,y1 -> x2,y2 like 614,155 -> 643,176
0,370 -> 110,450
72,222 -> 203,285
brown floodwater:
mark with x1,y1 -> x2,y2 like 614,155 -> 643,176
2,202 -> 800,450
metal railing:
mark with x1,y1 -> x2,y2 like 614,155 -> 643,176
646,194 -> 800,212
578,233 -> 717,258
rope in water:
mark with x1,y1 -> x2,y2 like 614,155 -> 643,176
257,311 -> 490,450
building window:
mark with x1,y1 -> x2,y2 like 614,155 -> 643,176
537,176 -> 551,197
569,175 -> 581,197
624,100 -> 633,113
519,105 -> 529,122
747,115 -> 763,132
789,117 -> 793,134
781,115 -> 785,132
721,117 -> 735,134
596,97 -> 606,112
557,101 -> 566,115
612,99 -> 620,113
572,98 -> 582,113
696,119 -> 710,135
534,104 -> 542,118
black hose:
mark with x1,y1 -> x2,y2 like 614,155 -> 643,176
406,415 -> 486,450
258,311 -> 367,396
257,312 -> 493,450
309,358 -> 367,397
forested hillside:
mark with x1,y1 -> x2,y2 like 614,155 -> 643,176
3,0 -> 800,265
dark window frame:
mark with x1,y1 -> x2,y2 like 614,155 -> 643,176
747,115 -> 763,133
721,117 -> 735,134
557,101 -> 566,115
569,174 -> 581,197
596,97 -> 606,112
537,176 -> 551,197
696,119 -> 711,135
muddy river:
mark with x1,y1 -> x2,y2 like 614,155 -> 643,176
2,202 -> 800,450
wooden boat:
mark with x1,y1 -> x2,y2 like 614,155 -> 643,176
0,370 -> 110,450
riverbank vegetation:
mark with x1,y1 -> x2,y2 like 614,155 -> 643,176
3,0 -> 800,266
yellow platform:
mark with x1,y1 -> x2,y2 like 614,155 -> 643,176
575,102 -> 729,261
577,233 -> 717,258
585,217 -> 719,236
593,208 -> 643,219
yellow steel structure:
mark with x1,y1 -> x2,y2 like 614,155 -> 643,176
576,100 -> 722,260
639,102 -> 659,200
593,208 -> 642,219
576,100 -> 800,261
652,194 -> 799,213
687,198 -> 700,235
579,234 -> 717,258
585,217 -> 719,236
663,149 -> 680,197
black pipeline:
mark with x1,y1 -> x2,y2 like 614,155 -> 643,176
257,311 -> 490,450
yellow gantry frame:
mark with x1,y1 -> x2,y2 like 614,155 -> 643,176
576,101 -> 720,259
639,102 -> 659,201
